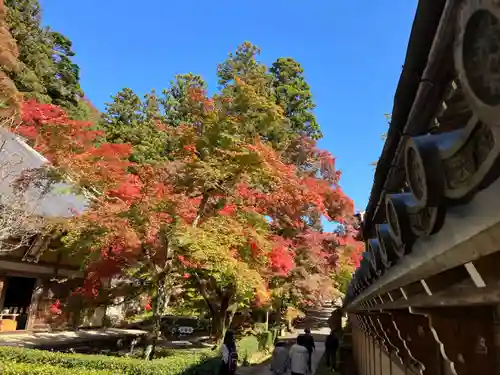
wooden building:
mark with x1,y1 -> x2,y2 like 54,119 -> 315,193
0,129 -> 103,332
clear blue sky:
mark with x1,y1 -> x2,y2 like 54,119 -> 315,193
40,0 -> 416,220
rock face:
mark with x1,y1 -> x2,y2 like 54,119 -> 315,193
0,1 -> 21,118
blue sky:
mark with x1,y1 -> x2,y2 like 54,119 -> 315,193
40,0 -> 416,221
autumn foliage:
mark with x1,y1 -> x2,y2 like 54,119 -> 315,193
15,87 -> 358,297
9,42 -> 361,346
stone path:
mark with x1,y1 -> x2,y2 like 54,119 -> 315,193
237,330 -> 326,375
237,307 -> 333,375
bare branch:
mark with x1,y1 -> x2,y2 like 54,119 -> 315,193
0,128 -> 49,253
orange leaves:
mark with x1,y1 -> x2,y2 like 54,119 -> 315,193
254,287 -> 271,307
233,140 -> 349,228
183,144 -> 197,154
16,100 -> 133,195
108,174 -> 143,203
268,236 -> 295,276
218,204 -> 236,216
15,96 -> 359,307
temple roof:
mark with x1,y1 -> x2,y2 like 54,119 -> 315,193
362,0 -> 447,239
0,128 -> 87,218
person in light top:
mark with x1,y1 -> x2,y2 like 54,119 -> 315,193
289,335 -> 310,375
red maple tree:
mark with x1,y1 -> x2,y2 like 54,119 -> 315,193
14,86 -> 358,350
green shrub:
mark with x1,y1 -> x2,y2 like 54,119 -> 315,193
0,362 -> 108,375
256,329 -> 278,350
0,347 -> 218,375
0,330 -> 275,374
237,335 -> 260,364
236,328 -> 278,364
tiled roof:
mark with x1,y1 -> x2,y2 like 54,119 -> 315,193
0,128 -> 87,218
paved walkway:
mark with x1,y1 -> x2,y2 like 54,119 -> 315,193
237,331 -> 326,375
237,307 -> 333,375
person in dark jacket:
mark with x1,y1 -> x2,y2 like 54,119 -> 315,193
219,330 -> 238,375
302,328 -> 315,371
325,329 -> 340,371
271,340 -> 290,375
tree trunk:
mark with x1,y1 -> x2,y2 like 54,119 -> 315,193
208,295 -> 238,343
143,278 -> 168,360
211,309 -> 227,343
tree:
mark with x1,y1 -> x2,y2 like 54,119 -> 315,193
15,82 -> 353,349
5,0 -> 83,112
14,97 -> 271,354
162,73 -> 207,127
12,39 -> 358,355
217,42 -> 291,150
332,244 -> 359,294
101,88 -> 144,136
270,57 -> 322,140
0,0 -> 21,116
100,88 -> 169,164
217,42 -> 270,94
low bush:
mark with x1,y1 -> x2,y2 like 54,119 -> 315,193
0,362 -> 108,375
257,329 -> 279,350
238,335 -> 260,364
237,328 -> 278,364
0,346 -> 219,375
0,329 -> 276,374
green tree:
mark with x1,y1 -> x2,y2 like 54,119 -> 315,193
162,73 -> 206,126
100,88 -> 169,164
5,0 -> 83,111
101,88 -> 144,133
270,57 -> 322,140
217,42 -> 291,150
217,41 -> 270,94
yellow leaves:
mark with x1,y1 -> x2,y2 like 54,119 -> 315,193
175,214 -> 268,296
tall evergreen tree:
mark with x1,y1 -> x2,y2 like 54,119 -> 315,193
0,0 -> 21,116
217,42 -> 291,149
162,73 -> 206,126
5,0 -> 83,112
270,57 -> 322,140
100,88 -> 168,164
101,88 -> 144,132
217,41 -> 271,96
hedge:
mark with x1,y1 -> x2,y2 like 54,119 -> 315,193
0,362 -> 109,375
0,346 -> 219,375
0,329 -> 279,374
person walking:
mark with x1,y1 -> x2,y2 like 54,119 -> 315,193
270,340 -> 290,375
302,328 -> 315,372
290,335 -> 310,375
325,329 -> 340,371
219,330 -> 238,375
